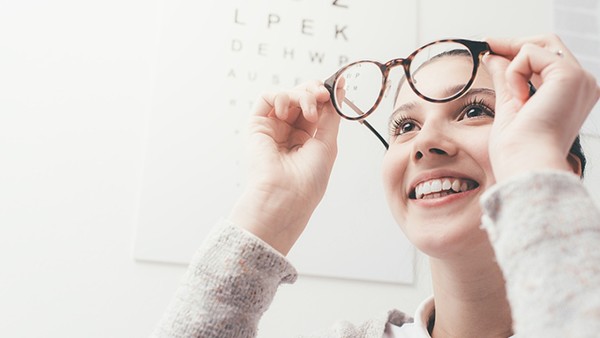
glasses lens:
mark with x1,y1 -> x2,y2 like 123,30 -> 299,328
408,41 -> 475,101
333,61 -> 383,119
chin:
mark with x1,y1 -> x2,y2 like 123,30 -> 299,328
402,214 -> 490,259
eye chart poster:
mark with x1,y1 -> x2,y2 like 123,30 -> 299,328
134,0 -> 418,284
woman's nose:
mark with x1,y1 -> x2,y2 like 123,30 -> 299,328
412,124 -> 458,161
415,147 -> 449,159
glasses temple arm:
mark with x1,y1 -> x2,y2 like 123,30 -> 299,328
362,120 -> 389,150
342,97 -> 389,150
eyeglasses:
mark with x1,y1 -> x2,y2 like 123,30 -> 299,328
323,39 -> 491,149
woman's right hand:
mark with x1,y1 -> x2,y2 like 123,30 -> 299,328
483,35 -> 600,182
229,81 -> 341,255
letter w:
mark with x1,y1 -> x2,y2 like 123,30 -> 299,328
308,51 -> 325,63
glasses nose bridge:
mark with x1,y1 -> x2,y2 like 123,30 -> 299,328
380,58 -> 408,98
383,58 -> 407,76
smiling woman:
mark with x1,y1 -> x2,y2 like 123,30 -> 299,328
382,51 -> 499,262
152,35 -> 600,338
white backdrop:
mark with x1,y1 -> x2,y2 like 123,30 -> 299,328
133,0 -> 418,284
1,1 -> 598,337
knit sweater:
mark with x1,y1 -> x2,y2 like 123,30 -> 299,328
152,171 -> 600,337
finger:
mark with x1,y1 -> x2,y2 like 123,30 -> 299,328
296,79 -> 328,98
274,93 -> 291,120
300,82 -> 331,123
285,83 -> 329,123
252,92 -> 276,117
313,104 -> 341,151
298,91 -> 318,123
255,90 -> 309,123
253,91 -> 291,120
280,89 -> 323,136
482,54 -> 511,103
482,54 -> 519,122
486,35 -> 551,56
505,43 -> 567,102
486,34 -> 575,61
276,90 -> 317,128
293,97 -> 334,138
252,83 -> 332,135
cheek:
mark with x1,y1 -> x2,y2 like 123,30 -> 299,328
381,148 -> 409,218
471,129 -> 496,185
382,148 -> 407,189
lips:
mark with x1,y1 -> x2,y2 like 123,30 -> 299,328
409,177 -> 479,200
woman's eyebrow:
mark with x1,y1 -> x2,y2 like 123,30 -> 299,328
389,87 -> 496,124
463,87 -> 495,98
389,101 -> 417,126
393,87 -> 495,115
391,101 -> 417,117
442,85 -> 496,99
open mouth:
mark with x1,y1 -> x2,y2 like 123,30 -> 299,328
409,177 -> 479,200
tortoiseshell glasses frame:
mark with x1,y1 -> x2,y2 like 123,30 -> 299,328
323,39 -> 491,149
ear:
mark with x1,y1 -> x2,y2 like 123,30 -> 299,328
567,153 -> 583,177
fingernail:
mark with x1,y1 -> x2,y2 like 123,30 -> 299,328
482,54 -> 492,65
281,107 -> 289,120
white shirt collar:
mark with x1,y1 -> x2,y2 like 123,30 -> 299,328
384,295 -> 434,338
385,296 -> 515,338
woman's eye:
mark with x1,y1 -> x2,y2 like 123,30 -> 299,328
462,104 -> 494,119
400,122 -> 416,133
391,118 -> 420,136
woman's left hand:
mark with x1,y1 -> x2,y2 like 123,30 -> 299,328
483,34 -> 599,182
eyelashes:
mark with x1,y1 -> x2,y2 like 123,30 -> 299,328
389,115 -> 417,137
461,97 -> 495,119
389,96 -> 495,137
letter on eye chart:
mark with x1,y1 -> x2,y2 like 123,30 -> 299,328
335,25 -> 348,41
234,9 -> 245,25
267,14 -> 280,28
301,19 -> 314,36
332,0 -> 349,9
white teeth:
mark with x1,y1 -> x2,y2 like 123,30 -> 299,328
451,179 -> 461,192
414,177 -> 475,199
442,179 -> 452,191
430,179 -> 442,193
421,190 -> 453,200
422,182 -> 431,195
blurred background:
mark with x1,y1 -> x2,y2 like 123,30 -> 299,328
1,0 -> 598,337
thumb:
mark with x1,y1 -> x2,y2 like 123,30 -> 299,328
482,54 -> 511,104
482,54 -> 521,124
313,103 -> 341,153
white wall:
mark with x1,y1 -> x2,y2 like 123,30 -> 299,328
0,1 -> 597,338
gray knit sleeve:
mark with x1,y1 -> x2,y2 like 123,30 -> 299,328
480,170 -> 600,337
151,219 -> 298,338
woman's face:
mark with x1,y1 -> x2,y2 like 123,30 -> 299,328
382,56 -> 496,258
